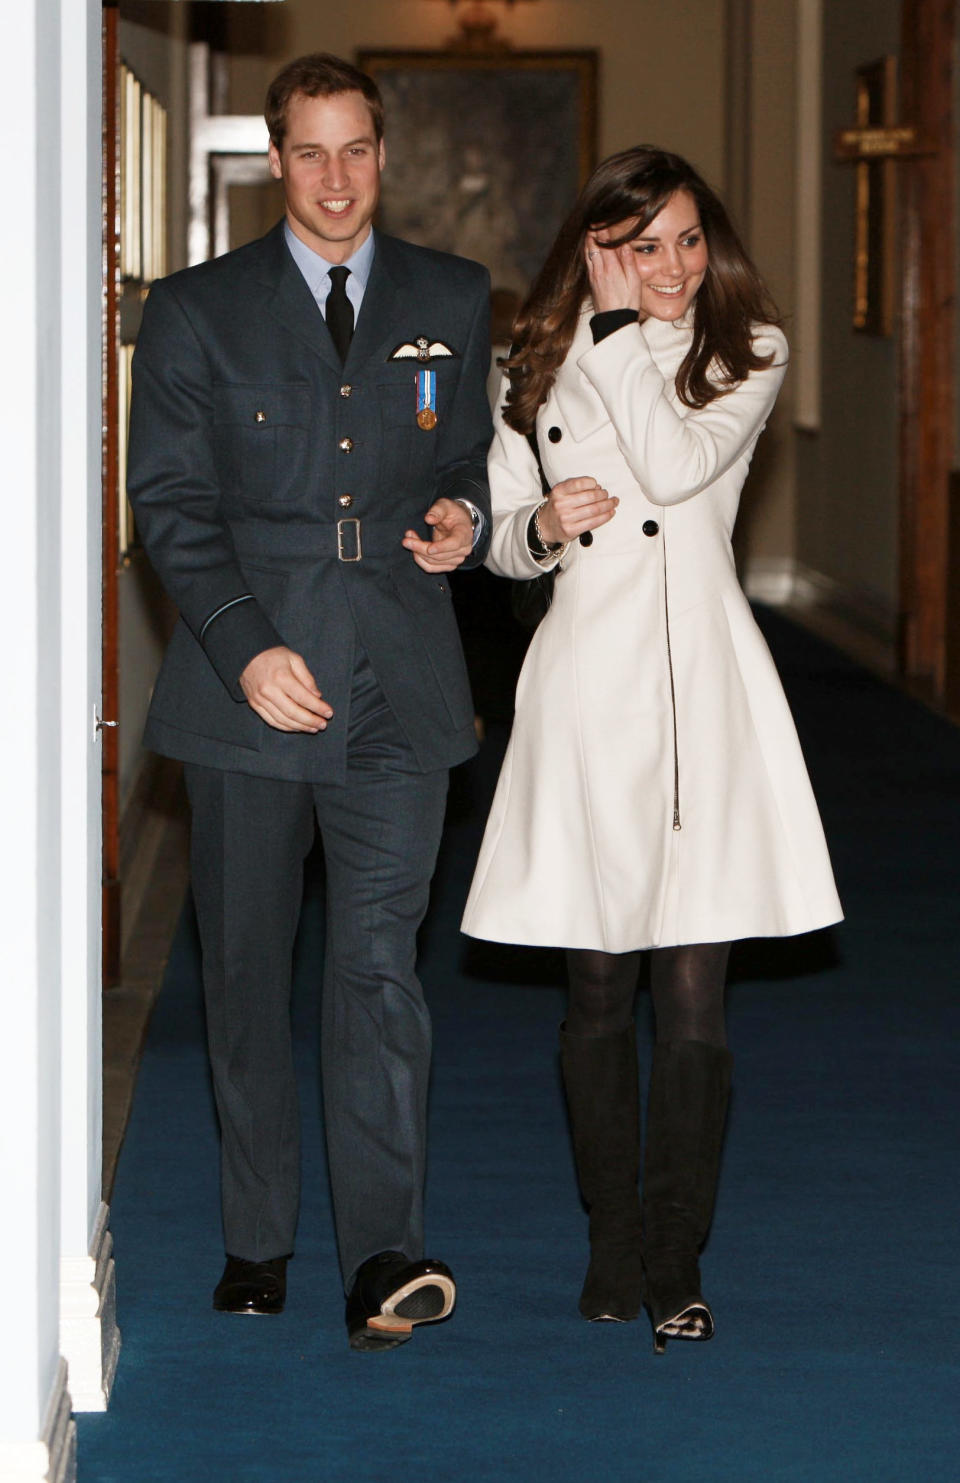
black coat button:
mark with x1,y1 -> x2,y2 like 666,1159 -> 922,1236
547,426 -> 562,443
642,520 -> 660,537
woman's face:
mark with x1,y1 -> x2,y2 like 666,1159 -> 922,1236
603,188 -> 709,323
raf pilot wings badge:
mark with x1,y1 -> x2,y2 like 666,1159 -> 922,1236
387,337 -> 459,430
388,336 -> 458,363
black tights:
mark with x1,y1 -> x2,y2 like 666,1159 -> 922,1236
565,944 -> 730,1047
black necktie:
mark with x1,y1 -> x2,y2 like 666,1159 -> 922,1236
326,266 -> 354,363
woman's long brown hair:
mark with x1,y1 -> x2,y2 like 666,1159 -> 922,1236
502,146 -> 782,435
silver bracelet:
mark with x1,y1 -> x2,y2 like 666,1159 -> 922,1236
533,501 -> 568,562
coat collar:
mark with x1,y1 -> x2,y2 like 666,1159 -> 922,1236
252,223 -> 409,374
551,305 -> 693,442
550,309 -> 607,441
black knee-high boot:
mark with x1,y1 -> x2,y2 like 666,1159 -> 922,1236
641,1040 -> 733,1352
559,1025 -> 646,1321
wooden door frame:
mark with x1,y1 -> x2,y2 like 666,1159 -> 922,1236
898,0 -> 955,704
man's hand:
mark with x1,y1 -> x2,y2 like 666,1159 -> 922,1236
239,646 -> 334,733
402,497 -> 474,573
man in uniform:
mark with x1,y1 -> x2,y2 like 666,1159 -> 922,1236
128,53 -> 492,1351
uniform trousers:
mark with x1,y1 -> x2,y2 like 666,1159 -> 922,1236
184,651 -> 449,1290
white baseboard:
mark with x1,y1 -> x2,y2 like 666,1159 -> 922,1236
0,1360 -> 76,1482
59,1202 -> 121,1413
743,556 -> 898,674
46,1364 -> 77,1483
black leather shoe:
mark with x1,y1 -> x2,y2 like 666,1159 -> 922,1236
346,1251 -> 456,1351
212,1255 -> 289,1315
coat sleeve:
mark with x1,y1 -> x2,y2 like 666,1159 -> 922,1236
483,376 -> 567,581
127,278 -> 284,700
576,322 -> 789,506
432,265 -> 494,568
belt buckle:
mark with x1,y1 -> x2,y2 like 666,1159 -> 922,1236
337,517 -> 362,562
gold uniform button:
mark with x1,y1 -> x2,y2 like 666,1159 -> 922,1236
339,437 -> 354,452
254,410 -> 267,424
339,384 -> 352,398
338,494 -> 354,509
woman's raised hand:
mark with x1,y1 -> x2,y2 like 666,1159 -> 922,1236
585,231 -> 644,315
537,476 -> 619,546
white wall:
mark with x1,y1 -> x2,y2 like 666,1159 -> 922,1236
734,0 -> 798,566
794,0 -> 902,626
1,0 -> 108,1472
60,0 -> 104,1276
0,0 -> 67,1452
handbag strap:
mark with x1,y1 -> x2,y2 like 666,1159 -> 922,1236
526,427 -> 551,497
507,342 -> 551,497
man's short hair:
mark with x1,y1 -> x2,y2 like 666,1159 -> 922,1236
265,53 -> 384,149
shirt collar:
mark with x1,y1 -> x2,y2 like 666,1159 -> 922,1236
283,221 -> 376,295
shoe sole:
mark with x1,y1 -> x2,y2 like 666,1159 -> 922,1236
652,1301 -> 715,1353
368,1273 -> 456,1333
356,1274 -> 456,1345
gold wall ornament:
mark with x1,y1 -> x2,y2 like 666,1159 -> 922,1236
422,0 -> 540,52
832,56 -> 934,336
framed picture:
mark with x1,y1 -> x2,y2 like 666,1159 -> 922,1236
357,50 -> 597,297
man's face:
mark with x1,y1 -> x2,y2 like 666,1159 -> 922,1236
268,90 -> 385,263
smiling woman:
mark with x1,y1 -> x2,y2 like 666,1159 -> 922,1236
500,146 -> 782,434
462,143 -> 842,1354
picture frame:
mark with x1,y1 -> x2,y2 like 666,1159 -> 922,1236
357,49 -> 597,298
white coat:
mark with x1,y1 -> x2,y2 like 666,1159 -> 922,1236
461,309 -> 843,952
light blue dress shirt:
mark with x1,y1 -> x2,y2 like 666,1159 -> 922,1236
283,221 -> 374,321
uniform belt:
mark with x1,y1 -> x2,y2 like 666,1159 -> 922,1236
229,517 -> 410,563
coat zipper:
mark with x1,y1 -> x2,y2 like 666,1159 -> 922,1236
661,526 -> 682,831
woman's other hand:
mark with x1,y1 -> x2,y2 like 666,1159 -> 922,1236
538,476 -> 619,545
585,231 -> 644,314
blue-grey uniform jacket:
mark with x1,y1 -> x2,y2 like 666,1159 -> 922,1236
127,223 -> 493,783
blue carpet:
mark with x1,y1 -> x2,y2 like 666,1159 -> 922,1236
77,609 -> 960,1482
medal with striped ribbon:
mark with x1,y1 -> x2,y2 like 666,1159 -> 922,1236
416,369 -> 437,430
